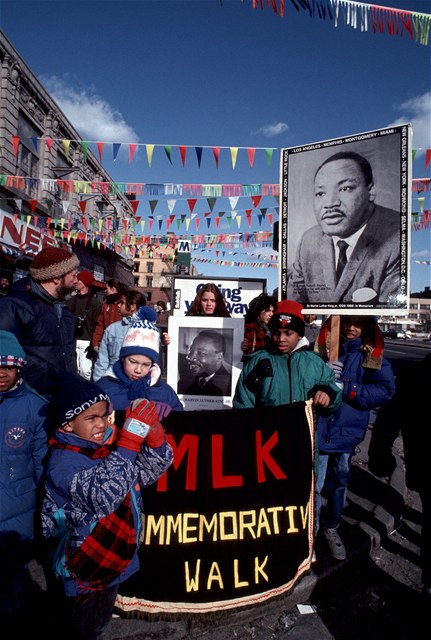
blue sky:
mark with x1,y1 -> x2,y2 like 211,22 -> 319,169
1,0 -> 430,294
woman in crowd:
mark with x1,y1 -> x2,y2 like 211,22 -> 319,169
240,293 -> 277,360
91,278 -> 128,355
162,283 -> 231,347
186,283 -> 231,317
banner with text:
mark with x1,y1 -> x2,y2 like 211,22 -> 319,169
116,402 -> 315,616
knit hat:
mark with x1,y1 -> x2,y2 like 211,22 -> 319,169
50,372 -> 110,427
30,247 -> 80,282
120,306 -> 160,363
0,330 -> 27,368
268,300 -> 305,337
77,270 -> 94,289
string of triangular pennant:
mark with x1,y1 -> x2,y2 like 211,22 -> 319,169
242,0 -> 431,46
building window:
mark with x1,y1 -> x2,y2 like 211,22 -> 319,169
146,276 -> 153,288
134,277 -> 140,287
147,262 -> 153,273
17,113 -> 40,197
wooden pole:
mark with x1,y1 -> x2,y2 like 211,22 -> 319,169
329,315 -> 340,361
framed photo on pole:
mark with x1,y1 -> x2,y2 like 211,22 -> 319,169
279,124 -> 411,315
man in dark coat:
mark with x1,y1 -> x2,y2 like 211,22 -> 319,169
368,353 -> 431,598
0,246 -> 79,397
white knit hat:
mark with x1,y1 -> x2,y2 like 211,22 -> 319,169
120,306 -> 160,363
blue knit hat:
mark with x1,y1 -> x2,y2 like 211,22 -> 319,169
50,372 -> 110,427
0,330 -> 27,368
119,306 -> 160,363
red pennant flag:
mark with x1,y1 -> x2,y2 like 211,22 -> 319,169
129,144 -> 138,163
11,135 -> 20,157
246,210 -> 252,228
179,146 -> 187,167
78,201 -> 87,214
166,215 -> 175,231
248,148 -> 256,168
251,196 -> 262,209
187,199 -> 197,213
45,138 -> 54,153
268,213 -> 273,226
33,216 -> 39,227
426,149 -> 431,171
29,199 -> 38,212
96,142 -> 104,162
130,200 -> 140,214
215,217 -> 221,229
212,147 -> 221,168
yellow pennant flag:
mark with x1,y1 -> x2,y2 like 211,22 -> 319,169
230,147 -> 238,169
146,144 -> 155,167
63,140 -> 71,159
418,196 -> 425,213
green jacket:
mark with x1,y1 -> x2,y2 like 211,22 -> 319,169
233,340 -> 342,412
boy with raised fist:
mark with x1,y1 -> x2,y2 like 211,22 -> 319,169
41,372 -> 172,639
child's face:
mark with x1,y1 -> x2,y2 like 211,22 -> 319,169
341,317 -> 364,340
0,365 -> 20,392
271,328 -> 301,354
123,354 -> 153,381
117,296 -> 131,317
63,400 -> 109,443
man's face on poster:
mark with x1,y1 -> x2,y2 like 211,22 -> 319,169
313,158 -> 376,238
186,336 -> 223,377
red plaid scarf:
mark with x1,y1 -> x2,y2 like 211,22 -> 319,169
49,438 -> 137,592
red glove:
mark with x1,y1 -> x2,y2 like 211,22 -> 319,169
118,399 -> 165,452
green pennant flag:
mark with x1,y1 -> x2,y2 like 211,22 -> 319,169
265,148 -> 275,167
164,146 -> 173,164
81,141 -> 89,163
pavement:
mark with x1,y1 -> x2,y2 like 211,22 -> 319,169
28,418 -> 407,639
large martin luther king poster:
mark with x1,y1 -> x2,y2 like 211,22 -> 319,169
279,124 -> 411,315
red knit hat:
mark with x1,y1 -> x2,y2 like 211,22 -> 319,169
77,270 -> 94,289
30,248 -> 79,282
268,300 -> 305,337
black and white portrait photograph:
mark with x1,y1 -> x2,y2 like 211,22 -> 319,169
280,124 -> 411,315
167,317 -> 244,411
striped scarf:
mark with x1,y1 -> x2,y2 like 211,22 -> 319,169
50,438 -> 137,592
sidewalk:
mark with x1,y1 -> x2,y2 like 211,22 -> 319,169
29,423 -> 405,639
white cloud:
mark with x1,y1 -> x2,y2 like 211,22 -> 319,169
388,92 -> 431,153
252,122 -> 289,138
40,75 -> 138,143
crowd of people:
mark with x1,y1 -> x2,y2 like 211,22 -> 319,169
0,245 -> 429,638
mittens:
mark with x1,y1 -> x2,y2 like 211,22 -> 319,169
117,399 -> 165,452
326,360 -> 344,380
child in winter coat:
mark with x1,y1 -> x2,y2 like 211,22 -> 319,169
41,372 -> 173,639
314,315 -> 395,561
97,306 -> 184,427
233,300 -> 342,413
0,330 -> 48,619
92,289 -> 146,382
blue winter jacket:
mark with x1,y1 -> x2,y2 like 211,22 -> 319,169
0,278 -> 77,396
41,427 -> 173,596
98,361 -> 184,421
0,380 -> 48,541
317,337 -> 395,453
